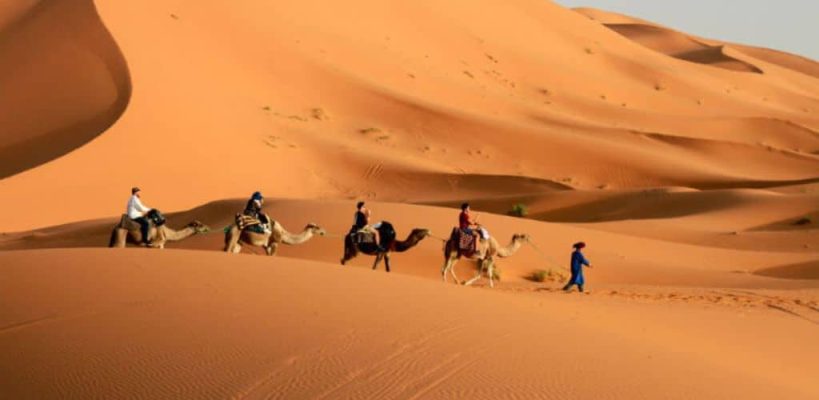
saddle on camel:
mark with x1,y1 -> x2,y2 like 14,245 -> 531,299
117,209 -> 167,231
235,212 -> 271,234
349,222 -> 396,250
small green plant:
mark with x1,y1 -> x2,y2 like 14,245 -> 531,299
528,269 -> 566,283
794,217 -> 812,226
509,203 -> 528,218
530,270 -> 549,282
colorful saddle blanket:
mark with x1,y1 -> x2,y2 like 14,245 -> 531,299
454,228 -> 479,256
354,231 -> 376,245
236,213 -> 271,233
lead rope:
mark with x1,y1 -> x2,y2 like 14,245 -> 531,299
526,239 -> 570,273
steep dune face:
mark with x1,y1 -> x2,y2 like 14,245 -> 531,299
0,0 -> 816,232
0,0 -> 130,179
590,22 -> 762,73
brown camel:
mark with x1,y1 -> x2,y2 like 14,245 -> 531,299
224,220 -> 325,255
341,221 -> 429,272
109,220 -> 210,249
442,228 -> 529,288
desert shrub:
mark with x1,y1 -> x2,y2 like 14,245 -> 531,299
530,269 -> 549,282
509,203 -> 528,218
528,269 -> 566,283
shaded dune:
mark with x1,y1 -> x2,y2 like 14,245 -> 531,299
675,46 -> 762,73
0,0 -> 130,178
733,44 -> 819,79
751,210 -> 818,232
600,23 -> 762,73
520,189 -> 774,223
577,7 -> 819,79
756,260 -> 819,280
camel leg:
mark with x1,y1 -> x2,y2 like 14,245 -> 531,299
486,259 -> 495,288
266,242 -> 279,256
442,257 -> 453,283
372,253 -> 383,270
225,227 -> 242,253
341,237 -> 356,265
450,260 -> 461,285
464,259 -> 484,286
384,254 -> 391,273
113,229 -> 127,248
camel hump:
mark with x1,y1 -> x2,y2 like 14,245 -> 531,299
450,227 -> 461,239
118,214 -> 140,230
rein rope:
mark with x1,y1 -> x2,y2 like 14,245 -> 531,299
525,239 -> 569,272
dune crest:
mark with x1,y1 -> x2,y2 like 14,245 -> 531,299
0,0 -> 130,179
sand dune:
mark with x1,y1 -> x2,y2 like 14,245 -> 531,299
2,0 -> 819,397
2,200 -> 816,289
0,0 -> 817,230
1,248 -> 818,399
0,0 -> 130,179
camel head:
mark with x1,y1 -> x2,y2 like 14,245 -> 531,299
390,228 -> 430,253
304,223 -> 326,236
186,220 -> 211,233
512,233 -> 530,243
411,228 -> 430,240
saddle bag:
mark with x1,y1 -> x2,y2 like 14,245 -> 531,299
148,209 -> 167,226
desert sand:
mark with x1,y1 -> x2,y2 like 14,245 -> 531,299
1,0 -> 817,398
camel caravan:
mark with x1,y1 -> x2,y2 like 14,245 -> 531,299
110,188 -> 555,289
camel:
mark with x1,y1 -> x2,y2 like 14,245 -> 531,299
109,220 -> 210,249
442,227 -> 529,288
341,221 -> 429,272
224,220 -> 325,255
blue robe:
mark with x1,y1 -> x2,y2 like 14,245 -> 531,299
569,250 -> 590,285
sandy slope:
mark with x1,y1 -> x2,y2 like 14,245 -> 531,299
0,0 -> 817,230
1,248 -> 817,399
1,0 -> 819,397
2,200 -> 816,289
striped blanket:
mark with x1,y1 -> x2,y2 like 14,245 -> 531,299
236,213 -> 271,233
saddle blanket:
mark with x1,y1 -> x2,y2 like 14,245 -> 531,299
236,213 -> 271,233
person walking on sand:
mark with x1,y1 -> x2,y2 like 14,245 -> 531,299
127,187 -> 153,246
563,242 -> 592,293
